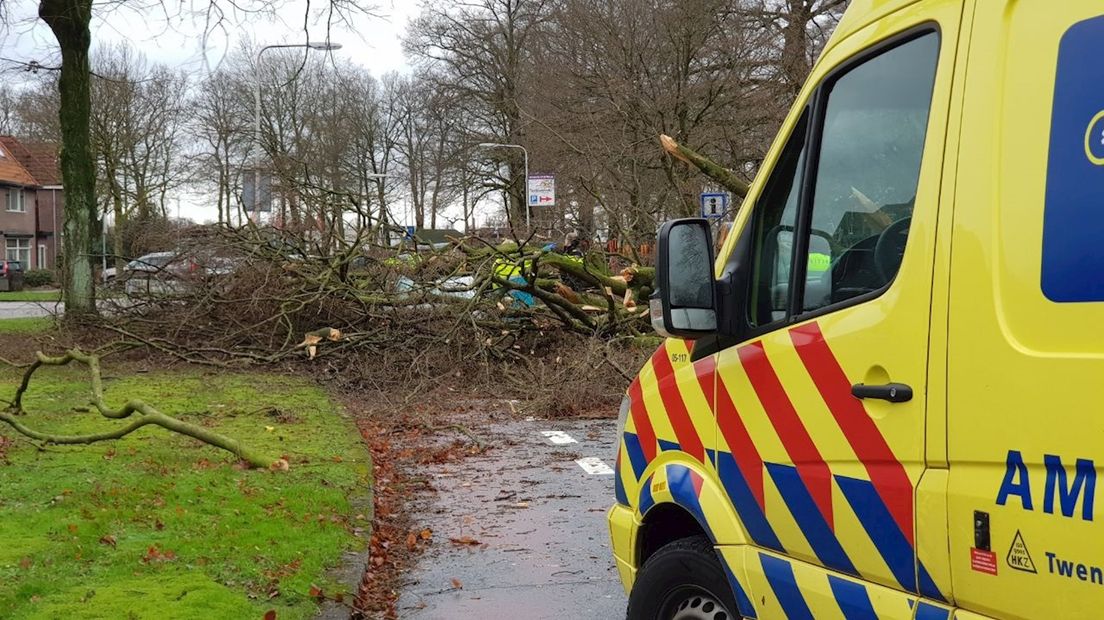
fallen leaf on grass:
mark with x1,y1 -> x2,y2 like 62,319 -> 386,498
449,536 -> 482,546
99,535 -> 117,548
141,545 -> 176,563
309,584 -> 324,599
263,611 -> 277,620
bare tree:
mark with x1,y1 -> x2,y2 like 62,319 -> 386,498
190,69 -> 251,225
1,78 -> 61,142
89,44 -> 189,268
406,0 -> 552,229
0,86 -> 18,135
24,0 -> 374,317
400,0 -> 843,244
388,72 -> 464,230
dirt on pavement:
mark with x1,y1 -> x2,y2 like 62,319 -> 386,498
340,398 -> 627,620
395,415 -> 625,618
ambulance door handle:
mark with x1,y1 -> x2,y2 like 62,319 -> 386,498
851,383 -> 912,403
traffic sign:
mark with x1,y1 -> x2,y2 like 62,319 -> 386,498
700,192 -> 729,219
529,174 -> 555,207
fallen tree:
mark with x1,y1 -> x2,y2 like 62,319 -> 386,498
83,224 -> 652,417
1,349 -> 285,469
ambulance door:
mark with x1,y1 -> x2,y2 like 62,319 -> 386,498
946,4 -> 1104,619
710,3 -> 964,615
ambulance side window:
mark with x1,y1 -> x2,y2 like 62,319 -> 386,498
747,112 -> 808,327
798,32 -> 940,312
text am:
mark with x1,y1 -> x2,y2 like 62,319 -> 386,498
996,450 -> 1097,521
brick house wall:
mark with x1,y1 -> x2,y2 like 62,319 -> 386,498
0,137 -> 63,270
33,187 -> 64,270
0,185 -> 36,267
0,134 -> 40,267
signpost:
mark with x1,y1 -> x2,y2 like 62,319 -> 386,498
529,174 -> 556,208
243,172 -> 272,214
700,192 -> 728,219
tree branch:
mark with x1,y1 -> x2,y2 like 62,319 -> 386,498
1,350 -> 285,469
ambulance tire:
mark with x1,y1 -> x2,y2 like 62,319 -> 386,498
627,535 -> 740,620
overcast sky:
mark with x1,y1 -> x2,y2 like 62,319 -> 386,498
3,0 -> 417,79
2,0 -> 425,224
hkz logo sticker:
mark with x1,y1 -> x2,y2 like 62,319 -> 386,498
1007,530 -> 1038,574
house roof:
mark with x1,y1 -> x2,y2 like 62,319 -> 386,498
0,136 -> 60,186
0,137 -> 39,187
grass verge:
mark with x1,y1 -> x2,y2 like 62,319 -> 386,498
0,292 -> 61,303
0,317 -> 53,335
0,365 -> 370,619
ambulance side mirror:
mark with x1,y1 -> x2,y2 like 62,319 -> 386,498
651,218 -> 717,339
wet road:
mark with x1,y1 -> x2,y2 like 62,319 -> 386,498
0,301 -> 60,319
396,417 -> 626,619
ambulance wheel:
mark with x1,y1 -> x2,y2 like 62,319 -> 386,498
627,536 -> 740,620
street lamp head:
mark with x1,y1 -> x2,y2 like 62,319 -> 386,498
307,41 -> 342,51
477,143 -> 500,148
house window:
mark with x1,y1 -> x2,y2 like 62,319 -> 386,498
6,238 -> 31,266
6,189 -> 26,213
37,244 -> 47,269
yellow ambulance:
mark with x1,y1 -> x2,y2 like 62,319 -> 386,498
609,1 -> 1104,618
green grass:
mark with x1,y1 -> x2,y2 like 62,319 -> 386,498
0,291 -> 61,303
0,317 -> 53,334
0,367 -> 371,619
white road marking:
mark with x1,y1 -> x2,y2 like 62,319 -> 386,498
576,457 -> 615,475
541,430 -> 577,445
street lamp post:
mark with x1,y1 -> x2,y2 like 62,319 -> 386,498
478,142 -> 530,230
252,41 -> 342,224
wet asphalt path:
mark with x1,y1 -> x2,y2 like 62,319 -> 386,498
0,301 -> 61,319
396,417 -> 627,619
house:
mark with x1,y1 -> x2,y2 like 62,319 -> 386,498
0,136 -> 63,270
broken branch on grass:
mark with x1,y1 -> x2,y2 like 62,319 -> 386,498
1,350 -> 286,470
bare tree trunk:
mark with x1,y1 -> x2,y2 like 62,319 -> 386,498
462,183 -> 470,232
40,0 -> 97,316
216,166 -> 225,225
782,0 -> 813,98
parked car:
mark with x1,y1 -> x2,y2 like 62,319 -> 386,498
395,274 -> 476,300
122,250 -> 237,296
0,260 -> 25,292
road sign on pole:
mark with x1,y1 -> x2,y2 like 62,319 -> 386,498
529,174 -> 555,208
700,192 -> 729,219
